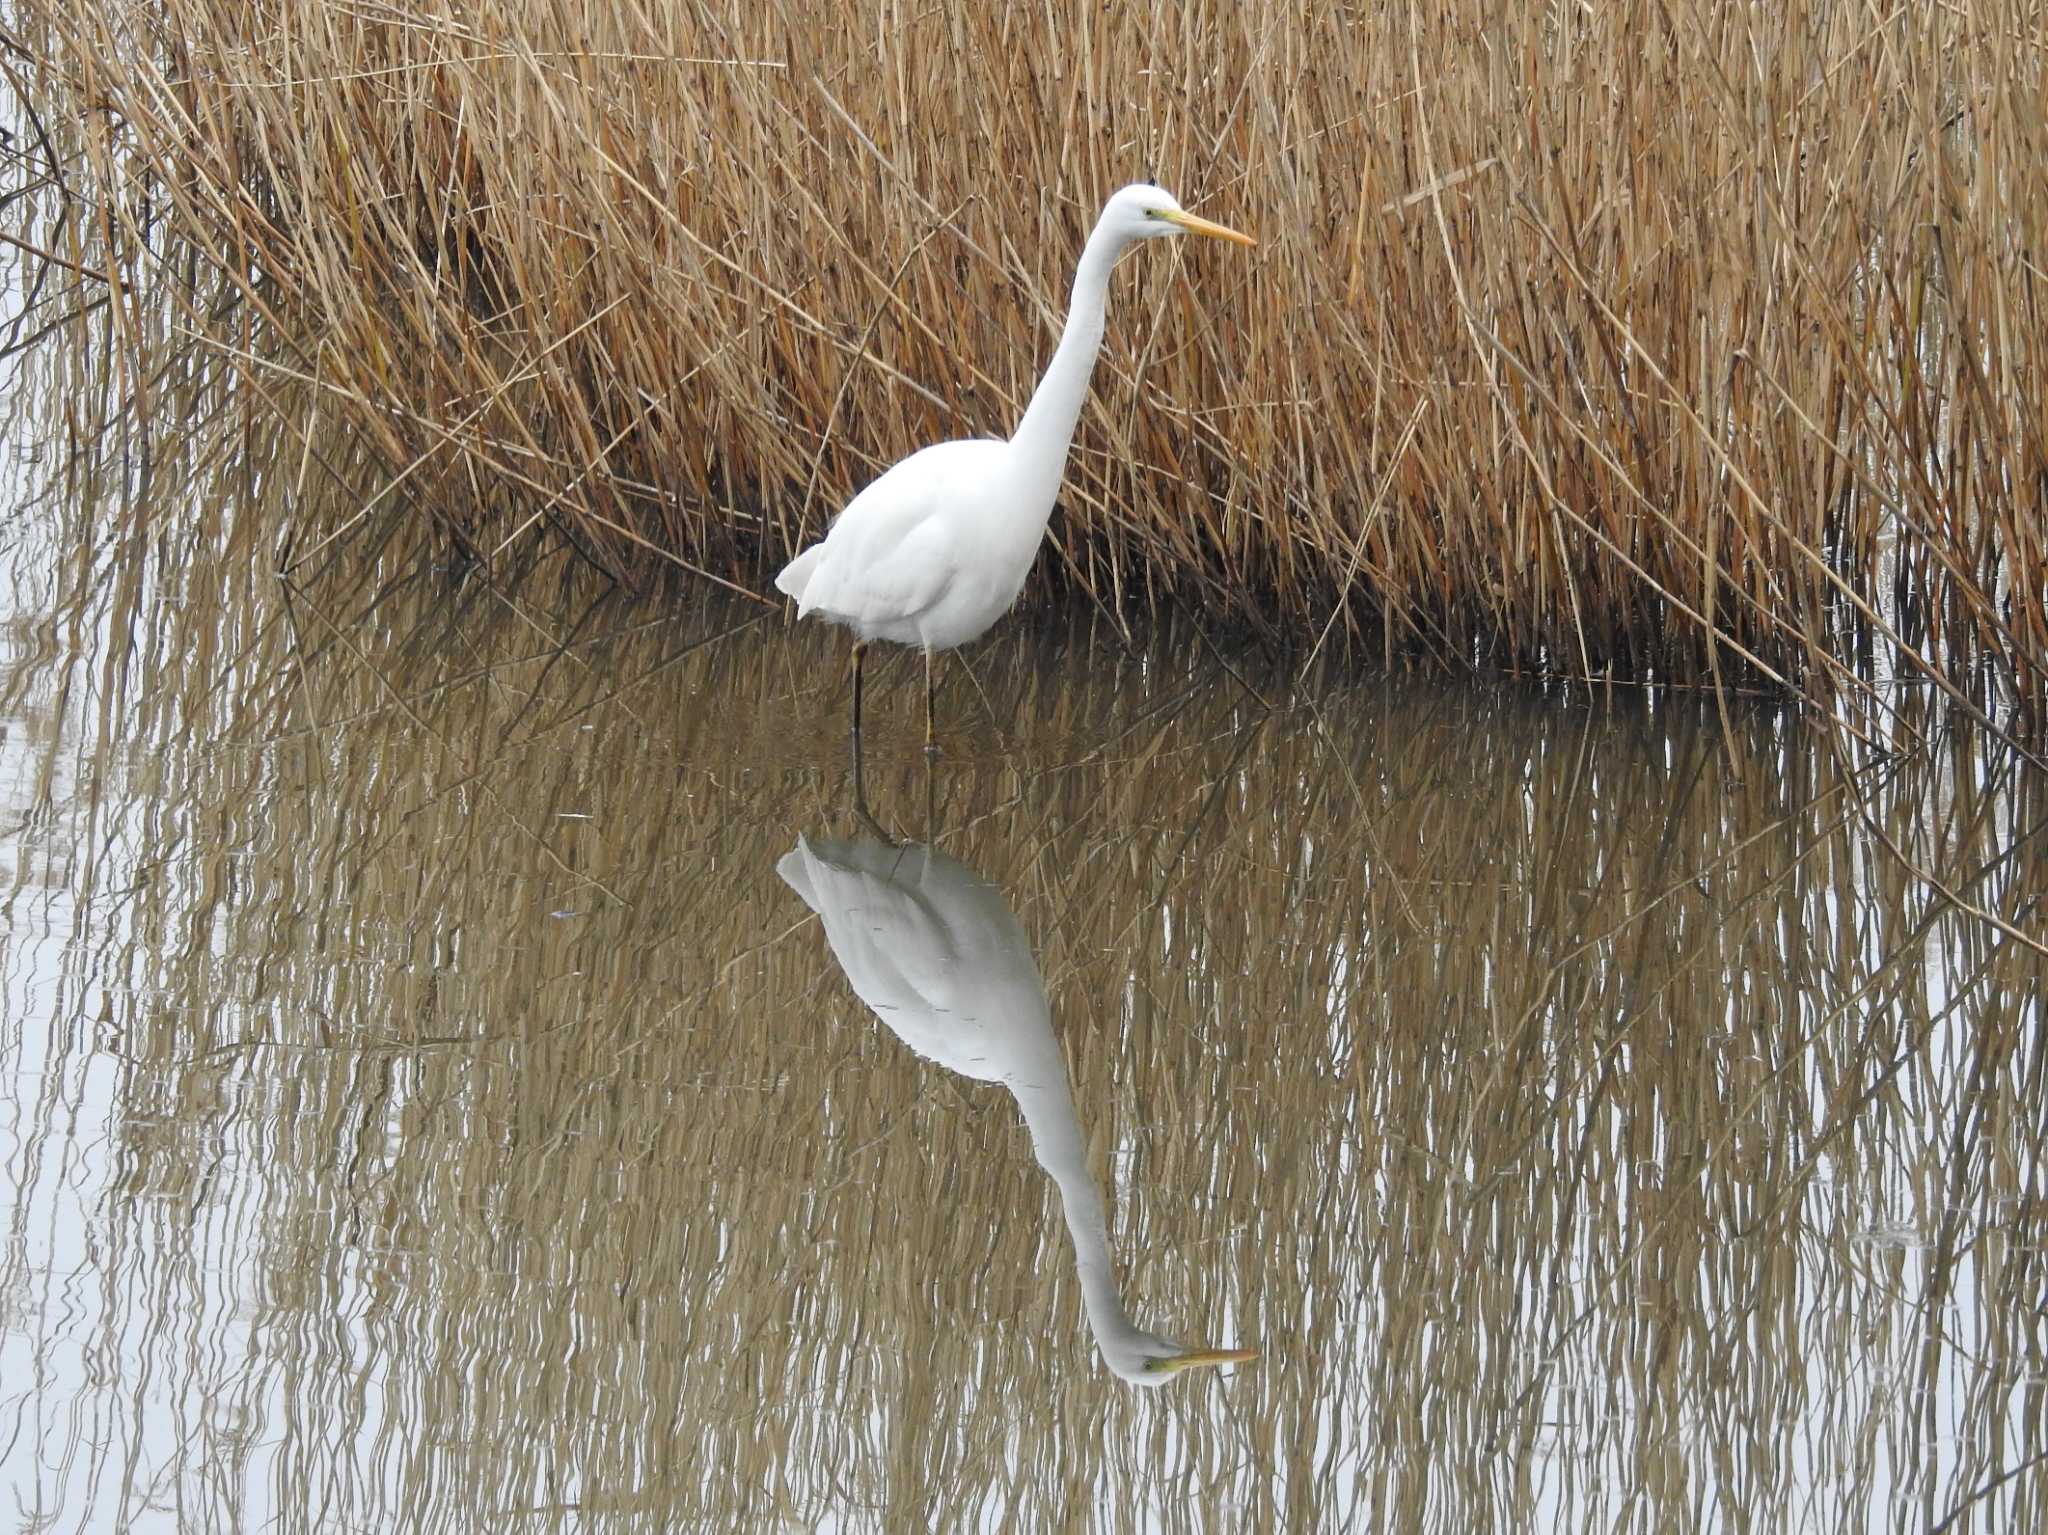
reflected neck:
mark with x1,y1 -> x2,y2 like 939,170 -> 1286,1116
1055,1165 -> 1146,1355
1012,1064 -> 1145,1357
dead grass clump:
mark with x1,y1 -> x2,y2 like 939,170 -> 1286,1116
6,1 -> 2047,719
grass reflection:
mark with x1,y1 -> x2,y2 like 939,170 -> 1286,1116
1,531 -> 2043,1532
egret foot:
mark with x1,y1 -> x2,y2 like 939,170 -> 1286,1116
853,797 -> 893,844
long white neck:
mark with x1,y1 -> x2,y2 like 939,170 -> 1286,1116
1010,1059 -> 1147,1362
1007,217 -> 1128,508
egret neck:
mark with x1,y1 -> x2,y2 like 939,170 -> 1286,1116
1006,218 -> 1123,512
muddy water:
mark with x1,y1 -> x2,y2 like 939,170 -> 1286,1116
2,494 -> 2044,1533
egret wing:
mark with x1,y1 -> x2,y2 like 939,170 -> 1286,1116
778,836 -> 1047,1083
793,441 -> 999,638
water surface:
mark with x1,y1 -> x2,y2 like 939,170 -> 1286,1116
2,495 -> 2044,1532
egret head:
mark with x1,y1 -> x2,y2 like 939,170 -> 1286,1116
1097,1326 -> 1260,1389
1102,183 -> 1257,249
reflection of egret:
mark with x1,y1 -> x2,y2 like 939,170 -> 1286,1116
778,834 -> 1255,1385
775,184 -> 1256,746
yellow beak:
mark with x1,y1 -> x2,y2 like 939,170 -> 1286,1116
1163,209 -> 1258,248
1150,1345 -> 1261,1374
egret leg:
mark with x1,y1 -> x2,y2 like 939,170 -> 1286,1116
923,650 -> 939,756
923,745 -> 935,841
849,708 -> 891,843
850,641 -> 867,740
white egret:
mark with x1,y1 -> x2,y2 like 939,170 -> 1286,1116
778,833 -> 1257,1385
775,184 -> 1255,746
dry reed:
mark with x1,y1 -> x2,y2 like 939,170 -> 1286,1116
6,0 -> 2048,719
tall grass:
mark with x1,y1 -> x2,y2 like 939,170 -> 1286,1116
7,0 -> 2047,718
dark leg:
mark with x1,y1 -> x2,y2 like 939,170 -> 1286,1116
850,707 -> 891,842
850,641 -> 867,740
924,650 -> 939,756
848,641 -> 892,839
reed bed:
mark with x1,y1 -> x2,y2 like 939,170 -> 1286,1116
7,0 -> 2048,717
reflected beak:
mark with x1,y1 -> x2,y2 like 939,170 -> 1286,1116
1150,1345 -> 1261,1374
1163,209 -> 1258,248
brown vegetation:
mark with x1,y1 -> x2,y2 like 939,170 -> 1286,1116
7,1 -> 2047,717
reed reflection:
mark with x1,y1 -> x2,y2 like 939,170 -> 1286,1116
6,470 -> 2045,1531
779,830 -> 1257,1386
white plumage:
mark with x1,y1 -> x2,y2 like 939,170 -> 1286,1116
779,832 -> 1258,1385
778,440 -> 1029,653
775,183 -> 1254,743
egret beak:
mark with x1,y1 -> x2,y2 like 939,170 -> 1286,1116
1149,1345 -> 1260,1375
1163,209 -> 1258,248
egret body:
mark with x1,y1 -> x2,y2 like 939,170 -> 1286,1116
779,833 -> 1256,1385
774,184 -> 1255,744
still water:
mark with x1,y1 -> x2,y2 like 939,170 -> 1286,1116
2,491 -> 2044,1532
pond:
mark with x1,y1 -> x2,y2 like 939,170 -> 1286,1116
2,486 -> 2044,1532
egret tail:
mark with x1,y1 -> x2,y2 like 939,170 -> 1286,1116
775,545 -> 823,603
